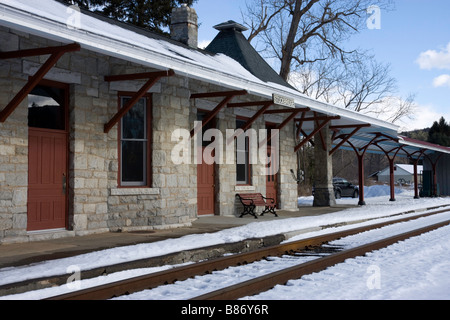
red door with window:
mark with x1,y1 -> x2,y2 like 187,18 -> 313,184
196,112 -> 216,216
27,82 -> 68,231
266,124 -> 278,206
197,146 -> 215,215
266,147 -> 278,206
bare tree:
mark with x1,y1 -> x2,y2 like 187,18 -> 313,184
244,0 -> 394,81
288,54 -> 344,104
363,93 -> 417,124
243,0 -> 416,123
243,0 -> 417,188
289,52 -> 416,124
338,58 -> 396,112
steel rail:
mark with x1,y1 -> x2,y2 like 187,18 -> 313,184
46,208 -> 450,300
192,219 -> 450,300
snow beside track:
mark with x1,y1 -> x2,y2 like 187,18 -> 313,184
247,223 -> 450,300
1,187 -> 450,300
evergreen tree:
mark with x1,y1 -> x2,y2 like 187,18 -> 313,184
62,0 -> 197,34
428,117 -> 450,147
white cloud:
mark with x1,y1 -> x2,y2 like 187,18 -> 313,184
432,74 -> 450,88
416,42 -> 450,70
399,104 -> 450,132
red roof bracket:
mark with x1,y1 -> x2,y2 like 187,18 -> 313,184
272,109 -> 309,131
0,43 -> 81,122
103,69 -> 175,133
228,101 -> 274,132
190,90 -> 247,137
294,115 -> 340,152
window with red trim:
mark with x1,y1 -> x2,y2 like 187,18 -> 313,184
236,118 -> 252,185
118,94 -> 152,187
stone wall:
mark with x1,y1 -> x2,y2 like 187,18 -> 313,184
0,26 -> 299,243
0,28 -> 32,241
190,85 -> 299,216
277,120 -> 298,210
313,123 -> 336,207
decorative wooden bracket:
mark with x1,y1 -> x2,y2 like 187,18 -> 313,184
265,108 -> 310,131
294,115 -> 340,152
262,108 -> 310,144
103,69 -> 175,133
190,90 -> 247,137
0,43 -> 81,122
227,100 -> 309,144
227,100 -> 274,132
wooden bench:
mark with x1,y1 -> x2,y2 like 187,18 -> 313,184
236,193 -> 278,219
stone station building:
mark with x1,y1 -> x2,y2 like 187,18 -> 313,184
1,1 -> 448,244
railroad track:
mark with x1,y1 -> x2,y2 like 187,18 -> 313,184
46,207 -> 450,300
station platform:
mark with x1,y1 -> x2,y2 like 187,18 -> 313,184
0,205 -> 353,270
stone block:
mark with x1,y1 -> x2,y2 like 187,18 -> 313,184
0,217 -> 13,231
12,213 -> 27,229
96,203 -> 108,214
166,175 -> 178,187
153,150 -> 167,167
0,145 -> 15,156
12,188 -> 27,206
0,31 -> 19,51
87,154 -> 105,171
73,214 -> 87,231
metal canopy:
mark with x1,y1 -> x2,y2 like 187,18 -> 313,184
332,129 -> 450,159
293,110 -> 450,205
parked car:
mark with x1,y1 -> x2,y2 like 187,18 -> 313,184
312,177 -> 359,199
333,177 -> 359,199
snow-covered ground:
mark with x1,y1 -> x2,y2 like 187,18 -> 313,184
113,211 -> 450,300
297,184 -> 411,206
1,186 -> 449,300
247,224 -> 450,300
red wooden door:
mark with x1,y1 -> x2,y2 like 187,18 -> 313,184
266,147 -> 278,206
27,128 -> 68,231
197,147 -> 215,216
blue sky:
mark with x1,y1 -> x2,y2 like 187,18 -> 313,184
194,0 -> 450,131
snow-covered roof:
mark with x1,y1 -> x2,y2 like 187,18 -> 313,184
378,164 -> 424,177
396,164 -> 423,174
0,0 -> 399,133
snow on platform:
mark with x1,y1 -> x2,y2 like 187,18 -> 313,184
1,186 -> 449,300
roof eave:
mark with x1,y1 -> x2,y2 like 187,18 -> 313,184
0,2 -> 399,134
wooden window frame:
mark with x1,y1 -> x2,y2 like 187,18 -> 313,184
236,117 -> 252,186
117,92 -> 152,188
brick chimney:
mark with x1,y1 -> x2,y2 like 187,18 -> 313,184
170,3 -> 198,48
